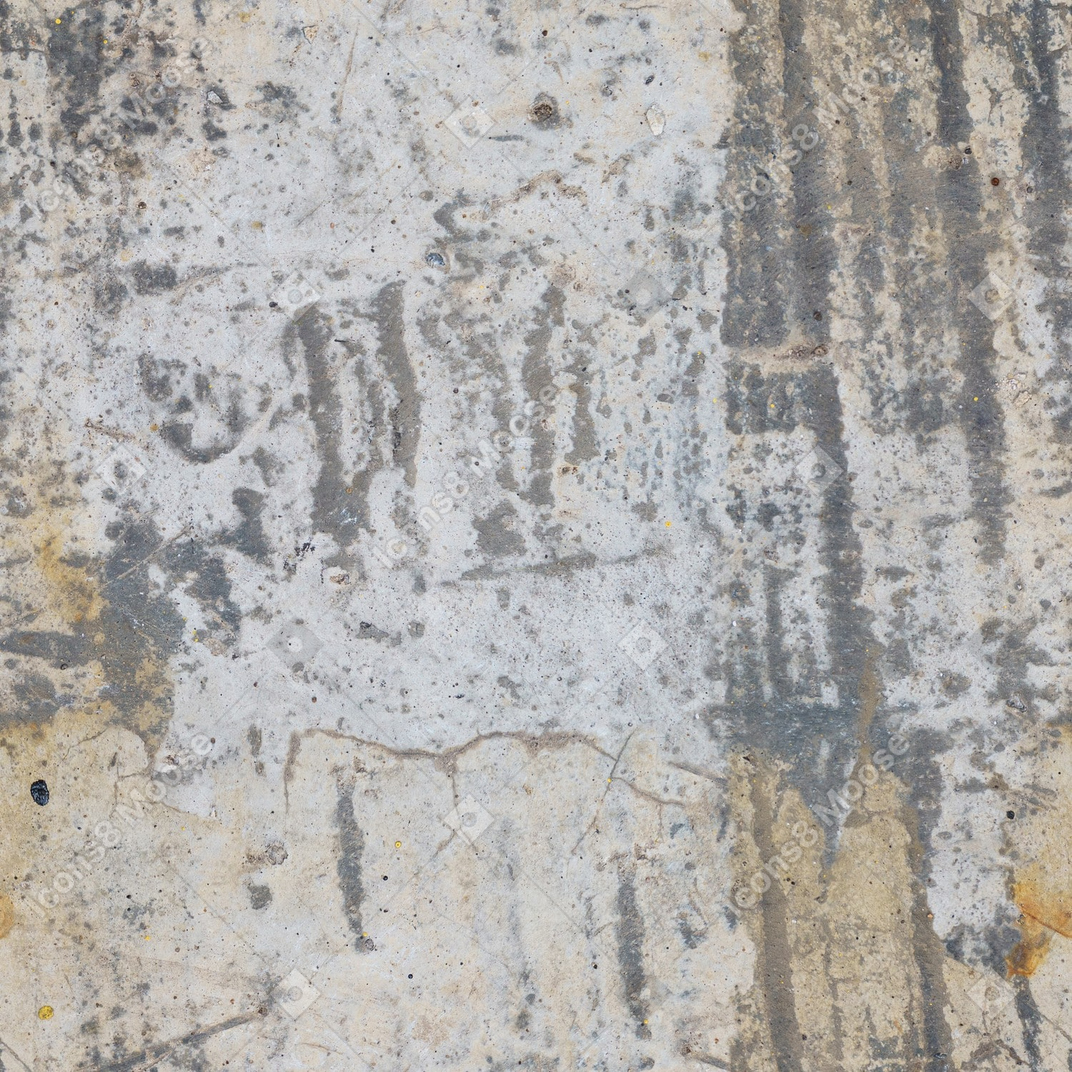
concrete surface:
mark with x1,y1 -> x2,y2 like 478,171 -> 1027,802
0,0 -> 1070,1068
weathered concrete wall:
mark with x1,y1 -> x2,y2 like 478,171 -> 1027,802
0,0 -> 1070,1068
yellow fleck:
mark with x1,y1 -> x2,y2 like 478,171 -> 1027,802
143,934 -> 151,940
38,1006 -> 53,1020
54,18 -> 61,23
665,521 -> 671,527
973,396 -> 979,401
252,221 -> 263,230
395,841 -> 402,848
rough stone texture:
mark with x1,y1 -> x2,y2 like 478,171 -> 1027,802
0,0 -> 1070,1069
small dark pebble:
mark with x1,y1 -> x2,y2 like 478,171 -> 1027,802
1007,810 -> 1015,819
31,779 -> 49,805
426,252 -> 446,268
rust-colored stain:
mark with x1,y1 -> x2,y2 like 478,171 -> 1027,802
35,533 -> 103,626
0,894 -> 14,939
1007,880 -> 1072,977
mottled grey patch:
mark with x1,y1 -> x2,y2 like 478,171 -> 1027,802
0,629 -> 93,668
131,262 -> 178,295
46,3 -> 109,137
0,516 -> 239,740
228,487 -> 269,562
473,502 -> 526,559
248,883 -> 272,910
10,671 -> 65,723
255,81 -> 308,122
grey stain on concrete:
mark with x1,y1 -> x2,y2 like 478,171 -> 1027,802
1,0 -> 1070,1067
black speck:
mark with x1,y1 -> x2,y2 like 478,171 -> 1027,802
1007,810 -> 1015,819
31,779 -> 49,805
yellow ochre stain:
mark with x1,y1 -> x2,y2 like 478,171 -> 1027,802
0,895 -> 14,939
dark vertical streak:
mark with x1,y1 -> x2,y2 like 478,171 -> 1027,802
901,799 -> 956,1071
923,1 -> 1009,561
371,281 -> 420,488
720,4 -> 789,347
1013,980 -> 1044,1071
296,309 -> 363,558
763,565 -> 791,699
1013,2 -> 1072,400
520,284 -> 564,509
615,867 -> 652,1039
924,0 -> 972,145
750,765 -> 804,1072
335,779 -> 365,949
721,362 -> 873,804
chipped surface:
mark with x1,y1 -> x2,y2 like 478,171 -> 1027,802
1,0 -> 1071,1068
